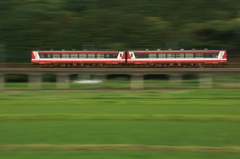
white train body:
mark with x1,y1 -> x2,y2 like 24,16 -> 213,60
31,50 -> 227,67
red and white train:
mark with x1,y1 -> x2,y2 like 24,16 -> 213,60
31,49 -> 227,67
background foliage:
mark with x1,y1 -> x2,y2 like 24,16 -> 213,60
0,0 -> 240,62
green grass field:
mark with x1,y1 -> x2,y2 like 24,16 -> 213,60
1,150 -> 240,159
0,89 -> 240,158
1,121 -> 240,146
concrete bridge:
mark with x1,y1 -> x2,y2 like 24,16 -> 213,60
0,68 -> 240,89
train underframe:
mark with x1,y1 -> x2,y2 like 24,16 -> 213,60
37,63 -> 227,68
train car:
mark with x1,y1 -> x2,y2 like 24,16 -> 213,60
31,50 -> 127,67
128,49 -> 227,67
31,49 -> 227,67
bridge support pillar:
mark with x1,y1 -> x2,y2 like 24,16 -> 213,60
169,74 -> 181,88
199,74 -> 212,89
0,74 -> 4,90
131,74 -> 144,89
93,74 -> 106,88
57,74 -> 69,89
28,74 -> 42,89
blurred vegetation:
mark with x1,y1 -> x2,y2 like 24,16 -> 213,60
1,0 -> 240,62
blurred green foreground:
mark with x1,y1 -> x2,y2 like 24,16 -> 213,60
0,90 -> 240,159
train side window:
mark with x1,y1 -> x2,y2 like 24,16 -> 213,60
79,54 -> 87,58
40,54 -> 52,58
194,54 -> 203,58
135,54 -> 148,58
52,54 -> 61,58
96,54 -> 101,58
70,54 -> 79,58
158,54 -> 166,58
185,54 -> 193,58
204,54 -> 214,58
179,54 -> 184,58
39,54 -> 44,58
149,54 -> 156,58
211,53 -> 218,58
62,54 -> 70,58
170,54 -> 176,58
47,54 -> 52,58
105,54 -> 114,58
166,54 -> 175,58
87,54 -> 95,58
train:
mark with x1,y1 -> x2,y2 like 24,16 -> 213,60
31,49 -> 227,67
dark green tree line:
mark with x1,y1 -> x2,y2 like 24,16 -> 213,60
0,0 -> 240,62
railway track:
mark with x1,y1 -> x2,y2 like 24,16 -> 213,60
1,63 -> 240,68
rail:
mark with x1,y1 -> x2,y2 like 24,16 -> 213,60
0,63 -> 240,68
